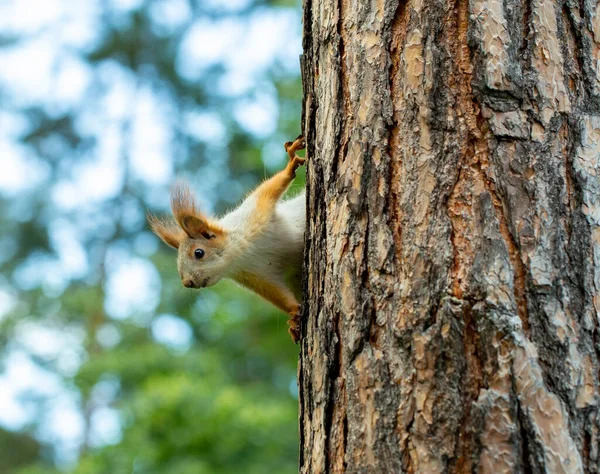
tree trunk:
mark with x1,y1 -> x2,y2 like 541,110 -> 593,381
299,0 -> 600,471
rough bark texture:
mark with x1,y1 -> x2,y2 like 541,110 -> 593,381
298,0 -> 600,472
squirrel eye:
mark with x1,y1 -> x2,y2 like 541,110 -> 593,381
194,248 -> 205,259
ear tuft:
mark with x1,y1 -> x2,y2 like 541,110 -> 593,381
147,213 -> 184,249
170,181 -> 224,240
170,181 -> 197,228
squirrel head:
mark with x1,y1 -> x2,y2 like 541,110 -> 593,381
148,181 -> 229,289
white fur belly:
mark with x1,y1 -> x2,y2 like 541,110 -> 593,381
220,191 -> 306,282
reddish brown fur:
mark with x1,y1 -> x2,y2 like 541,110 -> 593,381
170,181 -> 224,238
147,214 -> 185,249
170,181 -> 198,225
234,270 -> 301,341
247,136 -> 306,238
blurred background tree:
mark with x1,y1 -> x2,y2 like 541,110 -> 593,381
0,0 -> 303,472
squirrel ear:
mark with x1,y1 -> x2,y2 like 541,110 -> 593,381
148,214 -> 183,249
171,181 -> 223,240
181,215 -> 220,240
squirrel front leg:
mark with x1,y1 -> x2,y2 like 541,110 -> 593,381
235,136 -> 306,342
248,136 -> 305,233
234,271 -> 302,343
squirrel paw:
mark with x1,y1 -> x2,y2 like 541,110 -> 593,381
287,307 -> 301,344
284,136 -> 307,176
284,135 -> 305,155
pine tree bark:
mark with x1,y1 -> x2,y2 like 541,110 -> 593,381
299,0 -> 600,472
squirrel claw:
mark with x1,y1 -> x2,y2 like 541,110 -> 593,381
285,136 -> 307,175
284,135 -> 306,156
288,325 -> 300,344
295,135 -> 306,150
287,309 -> 301,344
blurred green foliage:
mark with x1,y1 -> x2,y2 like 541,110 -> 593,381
15,286 -> 300,474
0,0 -> 304,472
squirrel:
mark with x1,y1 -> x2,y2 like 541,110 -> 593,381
148,135 -> 307,343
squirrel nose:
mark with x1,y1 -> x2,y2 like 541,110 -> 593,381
183,279 -> 195,288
